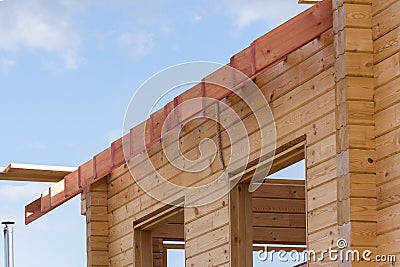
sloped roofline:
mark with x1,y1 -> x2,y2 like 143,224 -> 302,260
25,0 -> 332,224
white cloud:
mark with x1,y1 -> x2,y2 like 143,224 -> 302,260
1,59 -> 16,71
193,15 -> 202,23
117,31 -> 155,59
221,0 -> 308,28
62,50 -> 85,70
0,0 -> 83,69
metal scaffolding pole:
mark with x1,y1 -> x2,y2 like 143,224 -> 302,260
2,221 -> 15,267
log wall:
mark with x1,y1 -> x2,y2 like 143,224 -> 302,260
83,27 -> 335,266
79,0 -> 400,266
373,0 -> 400,265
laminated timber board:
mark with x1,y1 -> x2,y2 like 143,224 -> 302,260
0,163 -> 75,182
25,0 -> 334,225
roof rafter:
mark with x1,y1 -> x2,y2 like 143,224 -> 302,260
0,163 -> 75,183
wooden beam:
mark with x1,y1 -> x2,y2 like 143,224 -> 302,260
252,198 -> 305,214
134,206 -> 183,231
134,229 -> 153,267
25,198 -> 44,224
159,244 -> 308,253
253,227 -> 306,244
237,136 -> 306,185
230,183 -> 253,266
0,163 -> 75,182
252,213 -> 306,228
252,183 -> 305,199
149,223 -> 306,245
151,223 -> 184,241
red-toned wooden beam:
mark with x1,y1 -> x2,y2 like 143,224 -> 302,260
25,198 -> 43,225
251,0 -> 332,74
24,0 -> 333,225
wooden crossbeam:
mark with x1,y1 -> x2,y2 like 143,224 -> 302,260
151,223 -> 306,245
0,163 -> 75,182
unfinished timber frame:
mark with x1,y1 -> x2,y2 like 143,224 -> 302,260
21,0 -> 400,266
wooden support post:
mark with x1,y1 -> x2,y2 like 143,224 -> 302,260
333,0 -> 377,266
133,229 -> 153,267
85,179 -> 109,267
230,183 -> 253,267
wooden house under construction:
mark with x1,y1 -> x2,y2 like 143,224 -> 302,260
2,0 -> 400,266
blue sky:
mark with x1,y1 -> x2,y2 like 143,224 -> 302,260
0,0 -> 308,266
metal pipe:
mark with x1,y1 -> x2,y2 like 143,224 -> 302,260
2,221 -> 15,267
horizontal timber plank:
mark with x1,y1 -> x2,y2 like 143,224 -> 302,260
253,226 -> 306,244
372,0 -> 400,40
374,52 -> 400,88
375,102 -> 400,137
252,183 -> 305,199
374,26 -> 400,64
376,153 -> 400,186
252,198 -> 305,214
308,202 -> 337,234
307,178 -> 337,211
378,179 -> 400,210
375,77 -> 400,113
185,243 -> 229,267
372,0 -> 397,16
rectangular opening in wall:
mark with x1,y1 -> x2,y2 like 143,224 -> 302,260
133,207 -> 184,267
252,142 -> 306,267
